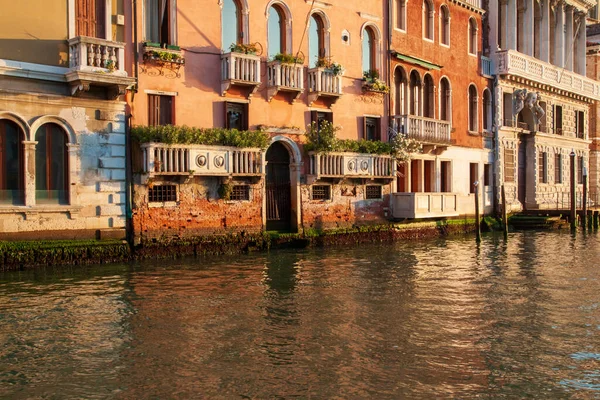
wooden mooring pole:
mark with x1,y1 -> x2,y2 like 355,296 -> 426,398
570,150 -> 576,231
594,211 -> 600,230
475,181 -> 481,243
582,167 -> 588,229
501,184 -> 508,239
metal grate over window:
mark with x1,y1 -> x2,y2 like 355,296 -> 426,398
230,185 -> 250,201
148,185 -> 177,202
312,185 -> 331,200
365,185 -> 382,199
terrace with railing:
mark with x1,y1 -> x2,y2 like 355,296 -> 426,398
391,115 -> 452,145
307,152 -> 395,180
221,52 -> 262,97
307,67 -> 343,106
267,61 -> 304,102
141,143 -> 264,179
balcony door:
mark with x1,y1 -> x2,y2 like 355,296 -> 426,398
76,0 -> 106,38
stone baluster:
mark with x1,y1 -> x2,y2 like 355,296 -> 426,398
87,43 -> 95,67
94,44 -> 102,67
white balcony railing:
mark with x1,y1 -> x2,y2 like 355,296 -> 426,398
392,192 -> 463,219
496,49 -> 600,100
308,151 -> 395,179
391,115 -> 452,144
456,0 -> 482,9
141,143 -> 263,177
307,67 -> 343,96
68,36 -> 127,76
267,61 -> 304,90
221,52 -> 261,85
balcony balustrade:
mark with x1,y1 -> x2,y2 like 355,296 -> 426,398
496,49 -> 600,100
307,67 -> 343,106
66,36 -> 134,98
267,61 -> 304,102
391,115 -> 452,145
308,151 -> 395,180
221,52 -> 261,97
141,143 -> 263,180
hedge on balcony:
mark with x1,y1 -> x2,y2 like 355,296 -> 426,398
304,121 -> 393,155
131,125 -> 270,149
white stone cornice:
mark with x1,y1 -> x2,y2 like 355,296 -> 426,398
0,59 -> 68,83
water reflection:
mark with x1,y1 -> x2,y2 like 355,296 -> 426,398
0,232 -> 599,398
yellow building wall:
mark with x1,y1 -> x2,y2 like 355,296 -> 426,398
0,0 -> 69,66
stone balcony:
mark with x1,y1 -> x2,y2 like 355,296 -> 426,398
66,36 -> 134,99
307,151 -> 395,181
307,67 -> 343,107
391,115 -> 452,151
220,52 -> 262,98
141,143 -> 264,181
496,49 -> 600,100
266,61 -> 304,103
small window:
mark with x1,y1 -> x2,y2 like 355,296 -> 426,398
148,94 -> 174,126
364,117 -> 381,141
0,120 -> 25,205
468,85 -> 478,132
76,0 -> 106,38
555,153 -> 562,184
312,185 -> 331,200
311,111 -> 333,130
504,148 -> 515,183
396,0 -> 406,30
225,102 -> 248,130
468,18 -> 478,55
145,0 -> 176,46
484,164 -> 491,187
230,185 -> 250,201
576,111 -> 585,139
149,184 -> 177,202
365,185 -> 382,199
554,105 -> 563,135
577,156 -> 584,184
423,0 -> 434,40
35,123 -> 68,205
440,6 -> 450,46
538,152 -> 547,184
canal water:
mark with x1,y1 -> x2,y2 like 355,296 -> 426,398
1,232 -> 599,399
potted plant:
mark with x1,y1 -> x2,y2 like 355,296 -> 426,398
273,52 -> 304,64
315,57 -> 344,76
362,69 -> 390,93
229,42 -> 261,55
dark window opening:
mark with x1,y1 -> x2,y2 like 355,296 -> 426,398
312,185 -> 331,200
364,117 -> 381,141
365,185 -> 382,199
149,94 -> 174,126
230,185 -> 250,201
225,102 -> 248,130
555,153 -> 562,184
35,123 -> 68,205
0,120 -> 24,205
538,152 -> 547,184
577,156 -> 584,184
576,111 -> 585,139
145,0 -> 175,46
149,184 -> 177,202
484,163 -> 491,187
555,105 -> 563,135
504,148 -> 515,183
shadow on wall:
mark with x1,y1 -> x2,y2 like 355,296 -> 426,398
0,39 -> 68,67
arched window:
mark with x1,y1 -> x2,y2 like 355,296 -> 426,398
468,18 -> 477,55
423,0 -> 434,41
440,5 -> 450,46
362,26 -> 376,74
222,0 -> 242,51
309,13 -> 327,67
468,85 -> 478,132
483,88 -> 492,131
439,77 -> 451,122
396,0 -> 406,31
394,67 -> 408,116
423,74 -> 434,118
0,120 -> 24,205
35,123 -> 68,204
410,70 -> 422,116
268,5 -> 285,59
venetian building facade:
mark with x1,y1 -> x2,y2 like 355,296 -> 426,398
0,0 -> 134,239
389,0 -> 494,219
486,0 -> 600,212
127,0 -> 397,240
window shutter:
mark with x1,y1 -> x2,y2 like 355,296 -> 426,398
243,103 -> 249,130
148,95 -> 158,126
159,95 -> 173,125
76,0 -> 104,38
326,112 -> 333,124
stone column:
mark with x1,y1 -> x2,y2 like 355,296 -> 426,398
524,0 -> 535,56
565,6 -> 574,71
507,0 -> 517,50
540,0 -> 550,62
554,1 -> 565,68
22,141 -> 37,206
499,0 -> 508,49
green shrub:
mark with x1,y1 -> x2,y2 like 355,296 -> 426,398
131,125 -> 270,149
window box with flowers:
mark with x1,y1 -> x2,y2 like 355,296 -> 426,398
142,43 -> 185,78
362,70 -> 389,94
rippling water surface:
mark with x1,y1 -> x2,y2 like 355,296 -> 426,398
1,231 -> 600,399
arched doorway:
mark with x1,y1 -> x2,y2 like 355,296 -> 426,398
266,141 -> 291,231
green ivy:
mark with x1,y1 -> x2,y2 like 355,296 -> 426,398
304,121 -> 393,155
131,125 -> 271,149
273,52 -> 304,64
